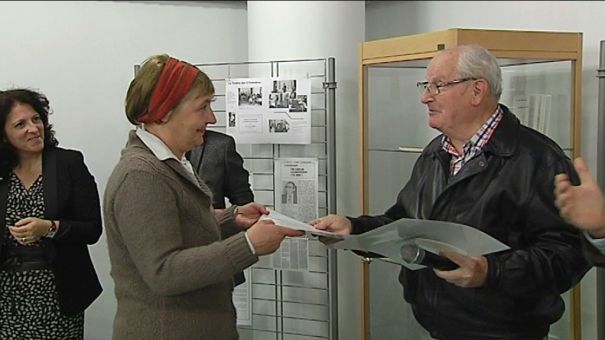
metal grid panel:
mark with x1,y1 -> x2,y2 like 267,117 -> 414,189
193,58 -> 337,340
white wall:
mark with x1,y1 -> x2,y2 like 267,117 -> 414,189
247,3 -> 365,340
366,1 -> 604,339
0,1 -> 248,339
10,1 -> 600,339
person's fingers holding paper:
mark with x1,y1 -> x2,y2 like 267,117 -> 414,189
310,214 -> 352,235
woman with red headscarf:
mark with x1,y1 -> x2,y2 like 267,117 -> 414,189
103,54 -> 301,339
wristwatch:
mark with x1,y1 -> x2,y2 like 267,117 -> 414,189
46,220 -> 58,239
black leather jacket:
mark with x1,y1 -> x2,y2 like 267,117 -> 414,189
350,106 -> 591,340
583,235 -> 605,266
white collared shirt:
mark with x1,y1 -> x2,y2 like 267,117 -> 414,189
585,232 -> 605,254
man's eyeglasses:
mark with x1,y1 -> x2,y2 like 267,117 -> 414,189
416,78 -> 477,96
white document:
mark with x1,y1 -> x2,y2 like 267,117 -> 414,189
512,93 -> 552,134
529,94 -> 552,134
329,218 -> 509,270
270,237 -> 309,272
233,268 -> 252,326
273,158 -> 319,223
225,77 -> 311,144
261,209 -> 344,239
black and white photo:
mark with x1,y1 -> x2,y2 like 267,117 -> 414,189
289,95 -> 308,112
281,181 -> 298,204
269,119 -> 290,133
228,111 -> 236,127
237,87 -> 262,107
269,93 -> 289,109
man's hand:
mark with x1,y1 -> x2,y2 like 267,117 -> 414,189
554,157 -> 605,238
433,251 -> 488,288
246,220 -> 304,255
310,214 -> 353,236
234,202 -> 269,229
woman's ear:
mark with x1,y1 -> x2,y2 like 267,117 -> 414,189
159,110 -> 174,124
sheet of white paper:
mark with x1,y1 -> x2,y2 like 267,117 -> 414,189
328,218 -> 509,270
261,209 -> 345,239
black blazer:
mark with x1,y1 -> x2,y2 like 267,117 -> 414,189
188,130 -> 254,209
188,131 -> 253,287
0,147 -> 102,316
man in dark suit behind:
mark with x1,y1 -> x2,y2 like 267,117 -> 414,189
188,130 -> 254,286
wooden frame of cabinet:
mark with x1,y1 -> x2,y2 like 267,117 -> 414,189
359,28 -> 583,340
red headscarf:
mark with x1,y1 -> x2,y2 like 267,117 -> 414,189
136,57 -> 198,123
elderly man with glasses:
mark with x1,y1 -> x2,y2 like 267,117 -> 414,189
313,44 -> 590,340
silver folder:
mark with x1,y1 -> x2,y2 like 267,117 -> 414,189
328,218 -> 510,270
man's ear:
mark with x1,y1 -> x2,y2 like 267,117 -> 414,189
471,79 -> 488,106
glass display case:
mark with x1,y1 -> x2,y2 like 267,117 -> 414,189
358,28 -> 583,340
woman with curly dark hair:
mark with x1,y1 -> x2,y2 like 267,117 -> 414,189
0,88 -> 102,339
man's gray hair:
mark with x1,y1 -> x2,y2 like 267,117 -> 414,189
456,45 -> 502,100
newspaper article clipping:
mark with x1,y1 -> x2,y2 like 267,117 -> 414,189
273,158 -> 319,223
